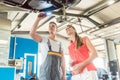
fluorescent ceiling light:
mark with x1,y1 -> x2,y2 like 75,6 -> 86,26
107,0 -> 116,5
0,40 -> 8,44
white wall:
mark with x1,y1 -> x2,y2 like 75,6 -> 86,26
0,18 -> 11,66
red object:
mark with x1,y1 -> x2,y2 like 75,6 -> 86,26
68,37 -> 96,74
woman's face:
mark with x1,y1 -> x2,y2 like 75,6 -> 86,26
49,22 -> 57,34
66,25 -> 76,36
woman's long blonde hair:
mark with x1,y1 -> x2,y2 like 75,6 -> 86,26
67,25 -> 83,49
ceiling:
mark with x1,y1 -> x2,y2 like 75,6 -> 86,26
0,0 -> 120,56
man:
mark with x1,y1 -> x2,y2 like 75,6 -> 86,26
29,13 -> 66,80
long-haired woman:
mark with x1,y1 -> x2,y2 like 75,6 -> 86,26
66,25 -> 98,80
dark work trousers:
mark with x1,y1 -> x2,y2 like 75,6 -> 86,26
39,39 -> 62,80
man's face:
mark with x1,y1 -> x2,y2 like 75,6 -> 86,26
49,22 -> 57,34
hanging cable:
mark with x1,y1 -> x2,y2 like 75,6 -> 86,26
63,4 -> 67,21
78,17 -> 83,32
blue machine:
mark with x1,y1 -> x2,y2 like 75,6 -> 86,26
24,54 -> 37,79
0,66 -> 15,80
66,71 -> 72,80
9,36 -> 38,80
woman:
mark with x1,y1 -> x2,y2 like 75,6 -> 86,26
66,25 -> 98,80
29,13 -> 66,80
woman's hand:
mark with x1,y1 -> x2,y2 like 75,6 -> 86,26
72,63 -> 84,75
62,76 -> 66,80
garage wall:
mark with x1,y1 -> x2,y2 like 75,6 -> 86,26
116,45 -> 120,70
0,18 -> 11,66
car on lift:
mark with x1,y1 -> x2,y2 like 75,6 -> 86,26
0,0 -> 81,12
